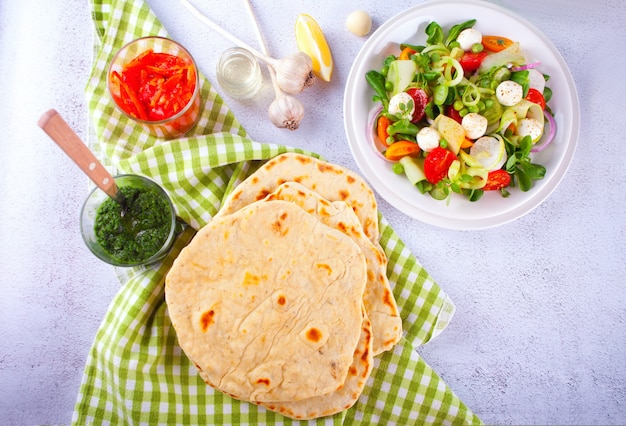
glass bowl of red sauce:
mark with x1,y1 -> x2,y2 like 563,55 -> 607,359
107,36 -> 201,139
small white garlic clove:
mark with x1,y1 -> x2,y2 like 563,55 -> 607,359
346,10 -> 372,36
273,52 -> 316,94
268,94 -> 305,131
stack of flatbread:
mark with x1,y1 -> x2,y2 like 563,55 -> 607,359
165,153 -> 402,420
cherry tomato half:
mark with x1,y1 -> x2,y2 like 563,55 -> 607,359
424,147 -> 457,184
481,35 -> 514,52
459,51 -> 487,73
445,104 -> 463,124
406,87 -> 429,122
525,88 -> 546,110
385,140 -> 421,161
482,169 -> 511,191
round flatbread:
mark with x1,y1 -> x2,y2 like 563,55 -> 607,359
257,312 -> 374,420
265,182 -> 402,355
216,152 -> 380,244
165,200 -> 367,403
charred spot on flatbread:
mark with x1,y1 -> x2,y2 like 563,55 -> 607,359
199,309 -> 215,332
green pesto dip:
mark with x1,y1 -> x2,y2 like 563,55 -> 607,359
94,185 -> 172,264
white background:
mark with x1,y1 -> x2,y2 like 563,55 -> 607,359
1,0 -> 624,424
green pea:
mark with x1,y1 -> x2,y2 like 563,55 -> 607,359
392,163 -> 404,174
471,43 -> 484,53
490,80 -> 498,90
385,81 -> 393,91
381,65 -> 389,76
454,100 -> 464,111
467,105 -> 479,113
485,99 -> 494,109
459,108 -> 469,117
477,100 -> 486,111
430,52 -> 441,62
439,139 -> 448,148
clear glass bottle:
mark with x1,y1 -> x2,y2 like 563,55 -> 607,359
216,47 -> 263,99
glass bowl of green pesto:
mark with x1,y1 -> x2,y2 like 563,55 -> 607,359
80,174 -> 178,267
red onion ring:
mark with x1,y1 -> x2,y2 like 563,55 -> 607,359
531,110 -> 556,152
366,105 -> 394,162
511,61 -> 541,71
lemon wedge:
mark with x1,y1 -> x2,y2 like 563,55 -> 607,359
295,14 -> 334,82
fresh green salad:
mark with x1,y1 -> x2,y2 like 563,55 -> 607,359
365,19 -> 556,202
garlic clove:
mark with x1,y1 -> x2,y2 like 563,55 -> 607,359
346,10 -> 372,37
268,94 -> 305,131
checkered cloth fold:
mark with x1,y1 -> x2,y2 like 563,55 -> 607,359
72,0 -> 482,424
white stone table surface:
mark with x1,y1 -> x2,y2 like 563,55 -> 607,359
1,0 -> 624,424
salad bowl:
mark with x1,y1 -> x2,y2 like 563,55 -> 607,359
343,0 -> 579,230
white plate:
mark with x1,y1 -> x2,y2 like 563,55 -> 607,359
343,0 -> 579,230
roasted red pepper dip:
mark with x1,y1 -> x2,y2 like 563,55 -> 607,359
108,37 -> 201,138
111,50 -> 196,121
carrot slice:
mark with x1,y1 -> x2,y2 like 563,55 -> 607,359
398,46 -> 416,60
376,115 -> 392,147
460,138 -> 474,149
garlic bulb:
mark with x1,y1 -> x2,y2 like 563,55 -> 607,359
267,66 -> 304,130
268,93 -> 305,130
271,52 -> 316,95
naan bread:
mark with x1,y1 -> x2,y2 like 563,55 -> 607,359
216,153 -> 380,245
257,312 -> 374,420
165,200 -> 367,403
265,182 -> 402,355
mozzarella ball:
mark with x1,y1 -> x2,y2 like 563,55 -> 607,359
388,92 -> 415,120
516,118 -> 544,142
470,136 -> 506,171
346,10 -> 372,36
496,80 -> 523,106
457,28 -> 483,51
416,127 -> 441,152
461,112 -> 488,139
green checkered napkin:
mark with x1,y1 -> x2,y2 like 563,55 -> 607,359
72,0 -> 482,424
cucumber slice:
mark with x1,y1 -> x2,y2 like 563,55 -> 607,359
387,60 -> 417,97
399,156 -> 426,185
